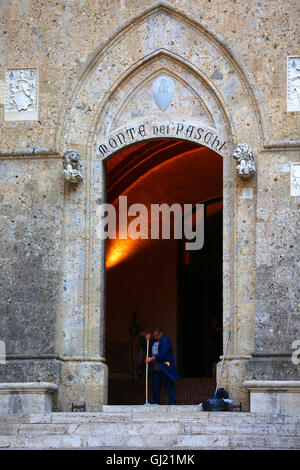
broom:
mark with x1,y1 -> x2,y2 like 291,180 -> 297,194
144,337 -> 151,405
214,329 -> 231,398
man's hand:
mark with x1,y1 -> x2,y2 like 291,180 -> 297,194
145,333 -> 151,341
145,356 -> 155,363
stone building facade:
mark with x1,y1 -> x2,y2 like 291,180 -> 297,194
0,1 -> 299,412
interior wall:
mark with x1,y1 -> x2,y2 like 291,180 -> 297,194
106,237 -> 178,363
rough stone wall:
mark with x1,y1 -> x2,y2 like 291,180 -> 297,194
248,149 -> 300,381
256,152 -> 300,354
0,155 -> 63,386
0,0 -> 299,150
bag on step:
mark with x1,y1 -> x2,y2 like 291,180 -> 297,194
202,389 -> 231,411
202,398 -> 229,412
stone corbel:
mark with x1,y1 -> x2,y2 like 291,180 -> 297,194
233,143 -> 256,179
62,150 -> 83,183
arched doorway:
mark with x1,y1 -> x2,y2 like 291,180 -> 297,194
104,139 -> 223,404
58,4 -> 260,411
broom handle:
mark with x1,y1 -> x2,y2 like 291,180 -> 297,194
215,329 -> 231,396
145,338 -> 150,403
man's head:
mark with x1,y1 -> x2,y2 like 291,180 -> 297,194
152,327 -> 163,341
216,388 -> 229,399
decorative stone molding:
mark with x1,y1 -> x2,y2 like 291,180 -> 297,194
0,382 -> 58,414
233,143 -> 256,178
62,150 -> 83,183
244,380 -> 300,414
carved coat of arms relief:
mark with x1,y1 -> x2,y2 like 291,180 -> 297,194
287,57 -> 300,112
291,163 -> 300,196
4,68 -> 38,121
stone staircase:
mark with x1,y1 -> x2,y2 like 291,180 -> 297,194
0,405 -> 299,449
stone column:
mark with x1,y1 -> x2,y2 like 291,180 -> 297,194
219,144 -> 257,410
57,149 -> 107,412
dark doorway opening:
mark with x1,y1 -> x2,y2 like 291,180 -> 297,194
105,139 -> 223,404
178,198 -> 223,378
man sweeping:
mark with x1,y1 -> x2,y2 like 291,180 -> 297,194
145,328 -> 179,405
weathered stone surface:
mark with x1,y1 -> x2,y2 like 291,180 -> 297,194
244,380 -> 300,414
0,156 -> 63,398
247,149 -> 300,384
0,382 -> 57,414
0,407 -> 299,449
0,1 -> 299,416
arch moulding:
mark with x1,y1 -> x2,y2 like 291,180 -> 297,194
56,3 -> 263,410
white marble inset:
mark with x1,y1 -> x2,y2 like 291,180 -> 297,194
291,162 -> 300,196
287,56 -> 300,112
244,380 -> 300,414
0,340 -> 5,365
274,163 -> 291,173
0,383 -> 57,414
4,68 -> 38,121
152,75 -> 174,111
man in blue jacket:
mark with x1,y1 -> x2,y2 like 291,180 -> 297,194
145,328 -> 179,405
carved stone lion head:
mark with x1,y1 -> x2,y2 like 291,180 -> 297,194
62,150 -> 82,170
233,143 -> 254,164
62,149 -> 83,183
233,143 -> 256,178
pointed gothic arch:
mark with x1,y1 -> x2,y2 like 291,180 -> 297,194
56,3 -> 262,411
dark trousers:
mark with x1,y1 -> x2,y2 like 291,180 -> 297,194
152,370 -> 176,405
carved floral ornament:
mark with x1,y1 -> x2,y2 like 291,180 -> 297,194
62,150 -> 83,183
233,143 -> 256,179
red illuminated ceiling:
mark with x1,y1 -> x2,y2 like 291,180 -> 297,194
106,140 -> 200,204
105,139 -> 223,268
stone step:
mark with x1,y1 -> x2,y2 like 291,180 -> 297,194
184,422 -> 300,436
103,405 -> 300,423
0,434 -> 179,449
0,432 -> 300,449
103,405 -> 201,414
0,421 -> 185,436
1,410 -> 299,425
177,433 -> 300,449
1,421 -> 299,437
0,409 -> 299,449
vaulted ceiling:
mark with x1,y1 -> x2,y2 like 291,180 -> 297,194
105,139 -> 223,268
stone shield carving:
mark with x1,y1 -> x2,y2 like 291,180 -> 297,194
62,150 -> 83,183
233,143 -> 256,178
5,68 -> 38,121
152,75 -> 175,111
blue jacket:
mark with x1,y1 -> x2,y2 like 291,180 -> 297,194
149,334 -> 179,381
